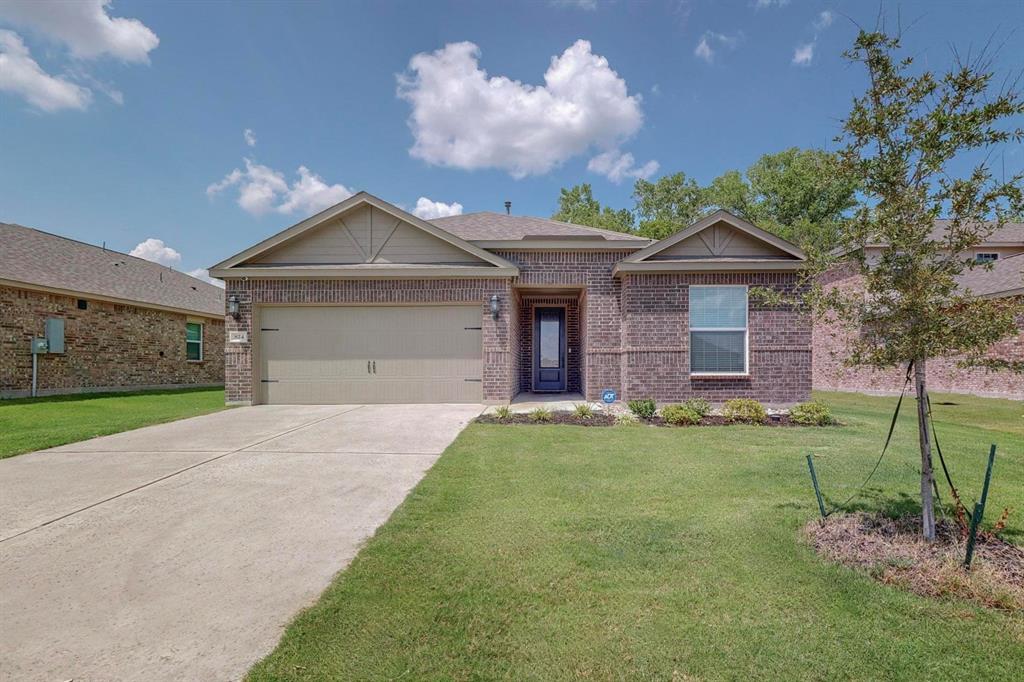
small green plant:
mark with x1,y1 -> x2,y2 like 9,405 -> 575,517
661,404 -> 702,426
615,412 -> 641,426
683,397 -> 712,417
573,403 -> 595,420
722,398 -> 767,424
789,400 -> 836,426
493,405 -> 513,421
529,407 -> 553,423
627,399 -> 657,419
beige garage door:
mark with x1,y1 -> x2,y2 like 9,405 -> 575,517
259,305 -> 483,404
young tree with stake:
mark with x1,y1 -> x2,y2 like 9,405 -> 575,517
812,30 -> 1024,540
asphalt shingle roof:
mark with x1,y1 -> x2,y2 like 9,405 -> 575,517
957,253 -> 1024,297
431,212 -> 649,242
0,223 -> 224,316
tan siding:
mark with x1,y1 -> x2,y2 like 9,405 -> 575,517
658,224 -> 791,259
248,205 -> 486,266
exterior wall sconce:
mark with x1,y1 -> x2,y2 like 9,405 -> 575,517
227,294 -> 240,319
489,294 -> 500,320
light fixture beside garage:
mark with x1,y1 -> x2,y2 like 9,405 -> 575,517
490,294 -> 500,320
227,295 -> 240,319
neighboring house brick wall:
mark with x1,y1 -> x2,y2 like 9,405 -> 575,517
0,285 -> 224,398
620,272 -> 812,403
222,278 -> 514,405
813,270 -> 1024,398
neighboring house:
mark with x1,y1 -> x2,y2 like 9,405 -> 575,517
0,223 -> 225,399
813,222 -> 1024,399
209,192 -> 811,406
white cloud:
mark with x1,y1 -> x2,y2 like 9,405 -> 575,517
0,31 -> 91,112
650,83 -> 661,96
0,0 -> 159,63
792,42 -> 815,66
551,0 -> 597,9
207,158 -> 354,216
130,238 -> 182,267
244,128 -> 256,147
397,40 -> 645,178
412,197 -> 464,220
187,268 -> 225,288
587,149 -> 659,183
694,31 -> 742,63
814,10 -> 834,30
753,0 -> 790,8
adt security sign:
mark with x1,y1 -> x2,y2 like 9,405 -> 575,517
601,389 -> 617,404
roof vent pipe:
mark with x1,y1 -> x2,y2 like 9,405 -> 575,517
504,201 -> 511,215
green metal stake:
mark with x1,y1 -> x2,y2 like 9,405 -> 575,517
806,454 -> 827,520
964,444 -> 997,570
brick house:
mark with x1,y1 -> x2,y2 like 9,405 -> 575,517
812,223 -> 1024,399
209,192 -> 811,406
1,223 -> 225,399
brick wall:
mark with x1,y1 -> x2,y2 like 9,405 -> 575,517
223,278 -> 514,404
1,285 -> 224,398
222,254 -> 814,406
620,272 -> 812,403
495,250 -> 629,401
813,270 -> 1024,399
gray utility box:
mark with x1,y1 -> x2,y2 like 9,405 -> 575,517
45,318 -> 65,354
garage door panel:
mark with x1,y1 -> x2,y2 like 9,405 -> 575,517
259,306 -> 483,404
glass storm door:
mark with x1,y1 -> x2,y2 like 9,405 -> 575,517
533,307 -> 566,392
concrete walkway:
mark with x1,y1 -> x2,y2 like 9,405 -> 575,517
0,403 -> 482,681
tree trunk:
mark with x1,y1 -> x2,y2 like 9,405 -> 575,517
914,358 -> 937,541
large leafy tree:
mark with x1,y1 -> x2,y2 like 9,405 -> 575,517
745,148 -> 860,252
633,172 -> 707,239
812,30 -> 1024,540
552,183 -> 635,233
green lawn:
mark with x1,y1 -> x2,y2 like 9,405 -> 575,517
249,391 -> 1023,681
0,387 -> 228,458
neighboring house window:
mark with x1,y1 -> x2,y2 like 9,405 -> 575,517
690,285 -> 748,375
186,322 -> 203,361
975,252 -> 999,263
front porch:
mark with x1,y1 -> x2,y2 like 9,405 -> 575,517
512,288 -> 585,399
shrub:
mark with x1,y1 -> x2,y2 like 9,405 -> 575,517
661,404 -> 702,426
494,405 -> 513,421
789,400 -> 836,426
722,398 -> 767,424
683,397 -> 712,417
529,407 -> 552,423
615,412 -> 641,426
627,399 -> 657,419
573,403 -> 595,420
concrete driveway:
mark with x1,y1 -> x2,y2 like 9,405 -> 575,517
0,403 -> 482,681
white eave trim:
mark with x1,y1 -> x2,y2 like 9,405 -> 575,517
209,265 -> 519,279
613,260 -> 806,276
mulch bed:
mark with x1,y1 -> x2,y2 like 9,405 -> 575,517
477,413 -> 617,426
805,512 -> 1024,611
476,413 -> 811,427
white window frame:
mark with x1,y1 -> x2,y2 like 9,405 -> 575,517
186,321 -> 203,362
974,252 -> 999,263
689,284 -> 749,376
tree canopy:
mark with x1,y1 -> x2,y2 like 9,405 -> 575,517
552,148 -> 860,249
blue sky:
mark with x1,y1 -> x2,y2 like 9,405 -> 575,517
1,0 -> 1021,283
